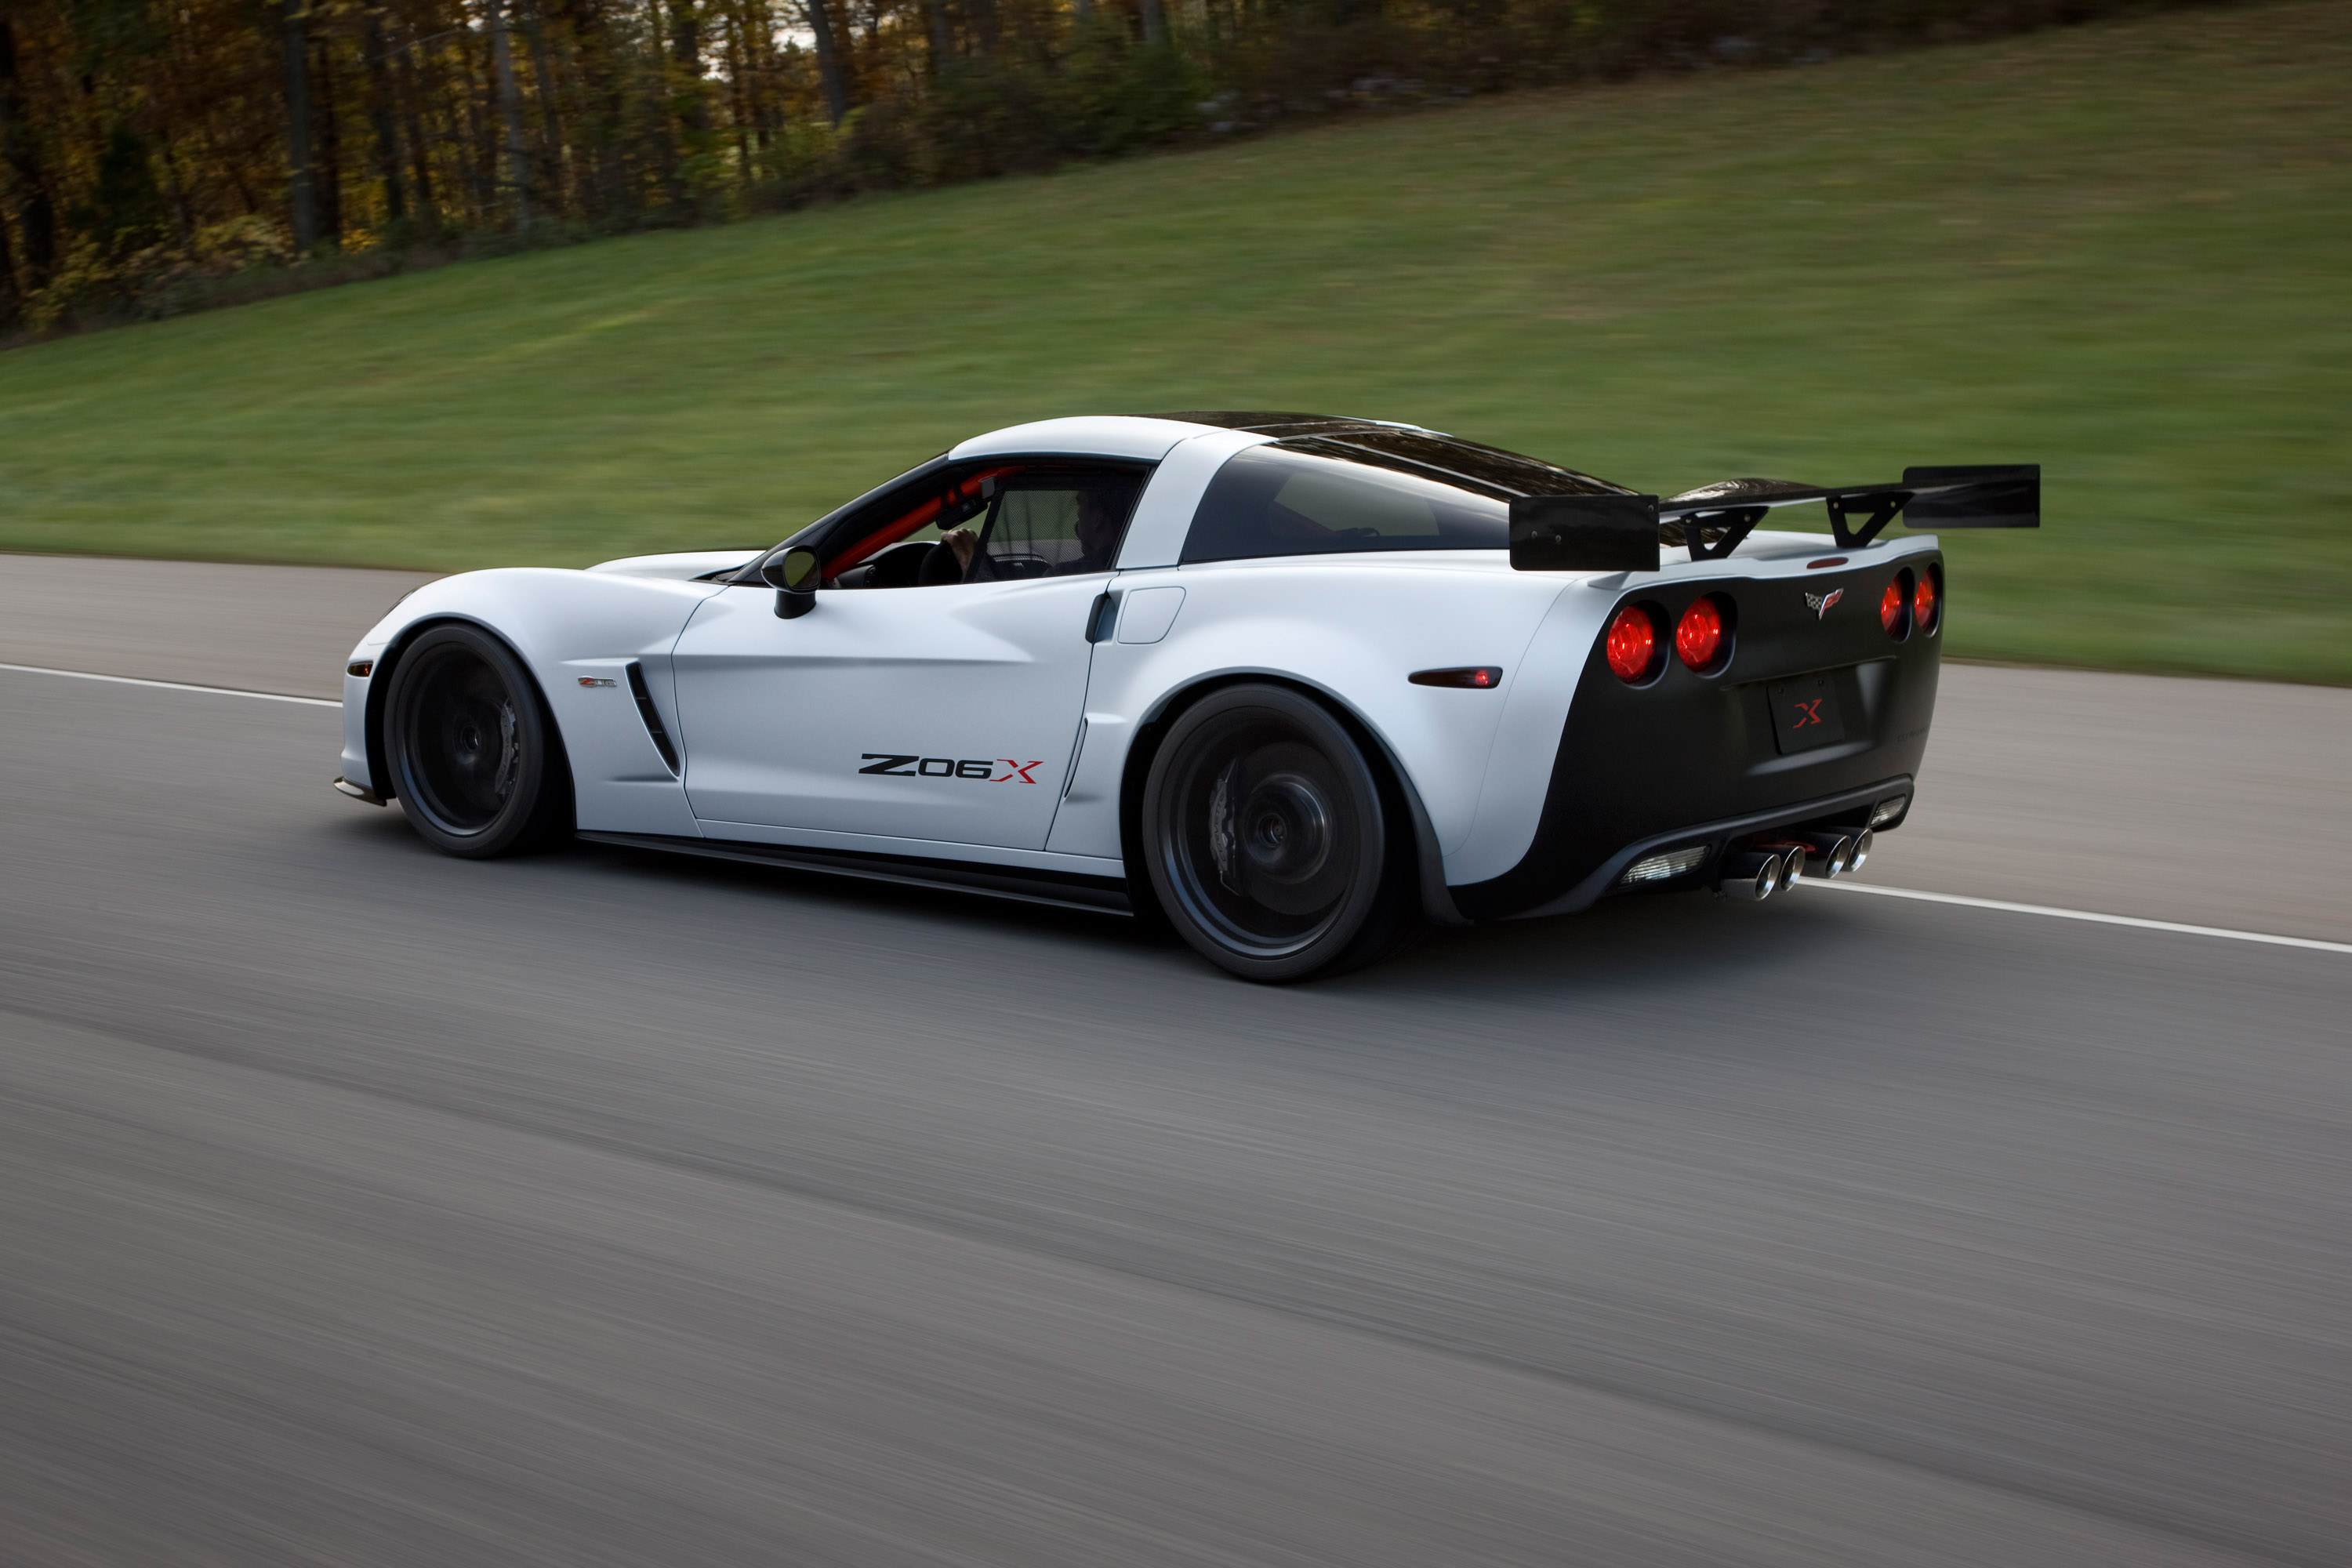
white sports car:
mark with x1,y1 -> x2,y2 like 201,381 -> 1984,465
335,413 -> 2036,979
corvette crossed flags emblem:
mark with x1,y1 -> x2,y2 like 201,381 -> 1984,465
1804,588 -> 1845,619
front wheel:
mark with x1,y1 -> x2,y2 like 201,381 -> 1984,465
1141,684 -> 1421,982
383,623 -> 570,858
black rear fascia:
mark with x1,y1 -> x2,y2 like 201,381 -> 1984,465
1450,557 -> 1941,922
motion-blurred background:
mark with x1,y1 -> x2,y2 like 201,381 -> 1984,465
2,4 -> 2348,1565
0,0 -> 2344,679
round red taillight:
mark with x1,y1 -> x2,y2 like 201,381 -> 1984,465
1675,597 -> 1724,671
1880,578 -> 1906,637
1913,569 -> 1939,633
1605,605 -> 1657,683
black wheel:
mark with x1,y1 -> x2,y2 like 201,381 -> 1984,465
383,623 -> 571,858
1141,684 -> 1421,982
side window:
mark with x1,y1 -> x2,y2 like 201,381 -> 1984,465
820,463 -> 1149,587
1179,443 -> 1512,564
974,472 -> 1148,579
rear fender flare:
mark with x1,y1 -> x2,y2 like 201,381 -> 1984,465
1117,673 -> 1468,929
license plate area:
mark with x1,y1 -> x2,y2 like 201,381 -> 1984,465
1766,673 -> 1848,755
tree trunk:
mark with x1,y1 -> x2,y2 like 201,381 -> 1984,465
561,0 -> 630,220
1138,0 -> 1167,45
521,0 -> 568,212
485,0 -> 532,231
644,0 -> 681,204
0,13 -> 56,289
924,0 -> 953,72
454,24 -> 495,218
0,9 -> 27,322
394,31 -> 437,224
312,37 -> 343,249
362,9 -> 407,224
279,0 -> 318,252
0,195 -> 19,329
800,0 -> 850,124
722,5 -> 751,183
737,0 -> 773,153
671,0 -> 711,181
158,132 -> 199,249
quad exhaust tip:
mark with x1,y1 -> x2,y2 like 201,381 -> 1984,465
1717,850 -> 1792,901
1717,824 -> 1876,898
1800,833 -> 1858,878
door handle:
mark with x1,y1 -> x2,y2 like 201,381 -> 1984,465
1085,592 -> 1121,644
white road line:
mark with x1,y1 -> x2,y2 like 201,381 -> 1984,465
0,662 -> 341,708
1798,877 -> 2352,955
8,656 -> 2345,956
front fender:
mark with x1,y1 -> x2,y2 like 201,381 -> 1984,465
342,568 -> 724,837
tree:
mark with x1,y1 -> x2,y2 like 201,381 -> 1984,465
485,0 -> 533,230
280,0 -> 318,253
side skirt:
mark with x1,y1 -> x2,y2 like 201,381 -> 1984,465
576,830 -> 1134,916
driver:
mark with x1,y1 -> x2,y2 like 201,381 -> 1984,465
939,487 -> 1127,582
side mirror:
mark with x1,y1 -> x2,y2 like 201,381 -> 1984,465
762,546 -> 821,619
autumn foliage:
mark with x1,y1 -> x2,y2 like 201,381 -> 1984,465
0,0 -> 2206,333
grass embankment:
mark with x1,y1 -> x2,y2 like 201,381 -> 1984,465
0,2 -> 2344,681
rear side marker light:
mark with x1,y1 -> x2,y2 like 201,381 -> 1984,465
1675,596 -> 1730,673
1410,666 -> 1504,689
1621,845 -> 1708,886
1605,605 -> 1662,683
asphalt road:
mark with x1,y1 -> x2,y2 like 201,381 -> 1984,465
3,560 -> 2350,1566
6,551 -> 2349,941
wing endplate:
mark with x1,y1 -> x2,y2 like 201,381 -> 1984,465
1510,494 -> 1662,572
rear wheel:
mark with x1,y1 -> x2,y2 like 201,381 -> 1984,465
384,624 -> 570,858
1141,684 -> 1420,982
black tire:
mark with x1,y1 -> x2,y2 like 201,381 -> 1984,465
383,623 -> 571,858
1141,684 -> 1421,982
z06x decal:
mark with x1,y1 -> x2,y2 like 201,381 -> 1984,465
860,753 -> 1045,783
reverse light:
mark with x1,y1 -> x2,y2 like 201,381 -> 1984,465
1675,596 -> 1729,673
1869,793 -> 1911,828
1621,844 -> 1709,885
1914,567 -> 1941,635
1604,605 -> 1661,684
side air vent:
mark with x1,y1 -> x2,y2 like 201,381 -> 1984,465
625,662 -> 681,775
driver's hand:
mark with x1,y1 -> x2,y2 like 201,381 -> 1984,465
942,528 -> 978,569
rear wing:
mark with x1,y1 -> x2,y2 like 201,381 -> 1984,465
1511,464 -> 2038,572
